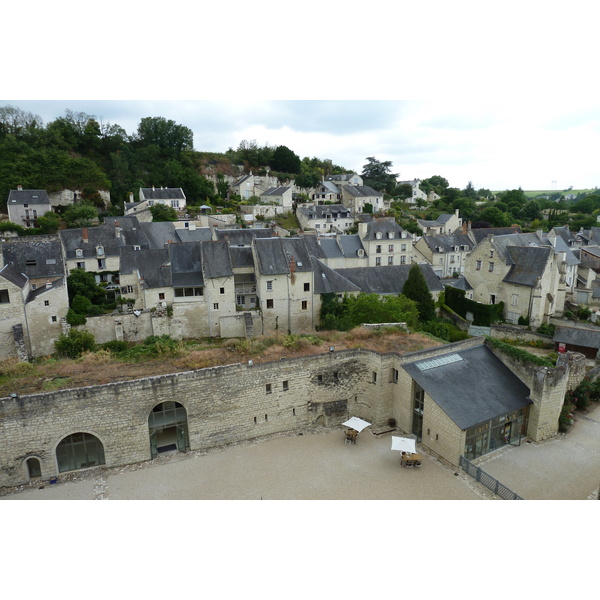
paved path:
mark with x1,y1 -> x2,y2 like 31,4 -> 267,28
3,403 -> 599,501
2,428 -> 485,500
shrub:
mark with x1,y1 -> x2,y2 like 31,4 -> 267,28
66,308 -> 86,326
100,340 -> 129,354
537,323 -> 556,337
54,329 -> 96,359
517,316 -> 530,326
578,307 -> 591,321
558,402 -> 575,432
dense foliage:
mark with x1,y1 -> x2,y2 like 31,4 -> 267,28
401,264 -> 436,322
445,286 -> 504,326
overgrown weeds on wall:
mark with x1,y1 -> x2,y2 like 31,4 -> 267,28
486,337 -> 555,368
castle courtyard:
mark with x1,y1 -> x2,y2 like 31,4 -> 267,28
2,400 -> 599,500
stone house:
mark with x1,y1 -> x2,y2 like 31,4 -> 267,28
325,173 -> 363,188
231,171 -> 280,199
139,187 -> 187,211
59,217 -> 150,284
463,235 -> 566,326
311,181 -> 342,203
6,187 -> 52,228
296,203 -> 354,235
397,179 -> 429,205
358,217 -> 413,267
416,209 -> 462,236
259,186 -> 294,210
413,233 -> 475,278
302,234 -> 368,269
1,337 -> 583,488
341,185 -> 384,214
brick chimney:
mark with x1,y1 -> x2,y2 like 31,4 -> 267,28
82,227 -> 89,243
17,185 -> 23,191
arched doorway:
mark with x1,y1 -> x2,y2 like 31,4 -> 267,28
26,457 -> 42,479
56,432 -> 106,473
148,401 -> 189,458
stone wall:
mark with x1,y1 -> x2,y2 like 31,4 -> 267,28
0,336 -> 568,487
490,324 -> 553,345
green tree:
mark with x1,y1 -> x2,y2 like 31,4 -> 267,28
67,268 -> 106,305
421,175 -> 449,196
134,116 -> 194,155
401,264 -> 436,322
346,293 -> 420,328
361,157 -> 398,194
150,203 -> 178,221
54,329 -> 96,358
63,200 -> 98,227
270,145 -> 301,174
35,211 -> 60,233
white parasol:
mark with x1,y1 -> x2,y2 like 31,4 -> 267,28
342,417 -> 371,433
391,436 -> 417,454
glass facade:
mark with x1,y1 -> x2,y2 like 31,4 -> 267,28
56,432 -> 106,473
464,406 -> 530,460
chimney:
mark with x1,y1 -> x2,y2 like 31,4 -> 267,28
17,185 -> 23,191
152,185 -> 155,191
46,280 -> 52,288
82,227 -> 89,243
114,222 -> 121,238
129,192 -> 134,203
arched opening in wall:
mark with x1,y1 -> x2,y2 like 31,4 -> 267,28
26,457 -> 42,479
148,401 -> 189,458
56,433 -> 106,473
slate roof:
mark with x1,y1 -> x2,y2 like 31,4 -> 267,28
343,185 -> 382,197
550,226 -> 576,247
422,233 -> 474,253
229,246 -> 254,268
120,248 -> 171,288
402,344 -> 532,430
140,187 -> 185,200
326,173 -> 359,182
503,246 -> 551,287
361,218 -> 405,241
1,238 -> 65,279
253,237 -> 290,275
7,189 -> 50,205
441,275 -> 473,291
26,277 -> 65,303
261,186 -> 291,196
469,226 -> 522,244
315,181 -> 342,194
300,235 -> 328,260
553,326 -> 600,349
318,238 -> 345,260
297,204 -> 351,219
139,221 -> 178,248
215,228 -> 274,246
310,257 -> 361,295
0,264 -> 28,288
282,238 -> 313,272
339,235 -> 366,257
60,217 -> 149,259
334,264 -> 444,295
170,243 -> 204,287
175,228 -> 213,243
201,241 -> 233,279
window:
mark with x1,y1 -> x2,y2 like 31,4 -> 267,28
376,257 -> 381,266
237,295 -> 246,305
490,250 -> 494,258
392,368 -> 399,383
175,287 -> 203,297
333,372 -> 339,382
388,256 -> 393,265
388,232 -> 394,239
220,287 -> 225,294
44,300 -> 49,306
376,232 -> 382,239
302,300 -> 308,310
51,316 -> 57,322
76,262 -> 85,270
0,289 -> 10,303
283,381 -> 289,391
511,294 -> 519,306
46,258 -> 56,265
372,371 -> 377,383
304,283 -> 310,292
122,285 -> 134,294
26,259 -> 36,266
31,284 -> 37,290
266,299 -> 274,309
159,293 -> 165,300
213,303 -> 219,310
476,260 -> 482,270
96,246 -> 104,256
490,294 -> 496,304
400,256 -> 406,264
388,244 -> 394,253
317,375 -> 323,384
266,384 -> 272,394
489,262 -> 494,272
98,259 -> 106,269
266,280 -> 273,291
401,243 -> 407,251
376,245 -> 382,253
76,249 -> 83,258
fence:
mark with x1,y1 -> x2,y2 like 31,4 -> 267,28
459,456 -> 523,500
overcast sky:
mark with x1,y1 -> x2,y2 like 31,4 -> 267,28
4,98 -> 599,192
3,3 -> 598,194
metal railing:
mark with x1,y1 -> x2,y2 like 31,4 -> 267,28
459,455 -> 523,500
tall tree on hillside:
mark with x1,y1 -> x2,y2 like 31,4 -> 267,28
134,117 -> 194,154
361,157 -> 398,194
402,264 -> 436,322
270,145 -> 301,174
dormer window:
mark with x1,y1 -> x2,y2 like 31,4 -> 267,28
376,232 -> 382,239
96,246 -> 104,257
75,248 -> 83,258
387,232 -> 394,239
